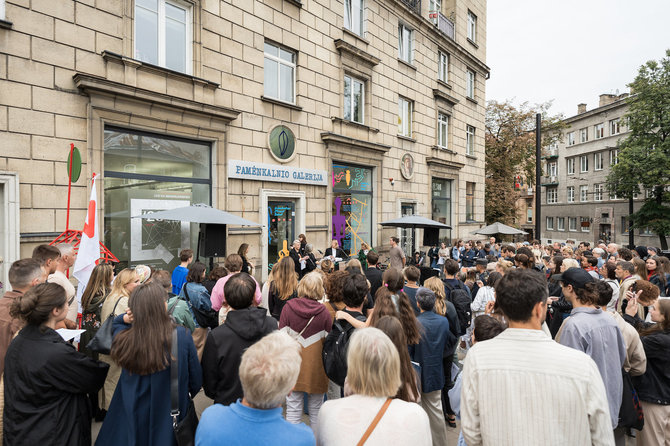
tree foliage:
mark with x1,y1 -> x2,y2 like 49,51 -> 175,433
606,50 -> 670,249
485,101 -> 564,225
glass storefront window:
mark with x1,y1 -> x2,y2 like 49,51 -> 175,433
103,127 -> 211,271
332,163 -> 372,256
431,178 -> 452,243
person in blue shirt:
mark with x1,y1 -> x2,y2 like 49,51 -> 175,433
171,248 -> 193,294
196,331 -> 315,446
461,243 -> 477,268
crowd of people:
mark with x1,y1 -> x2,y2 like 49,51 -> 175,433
0,236 -> 667,445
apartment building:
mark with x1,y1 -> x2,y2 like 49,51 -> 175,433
539,93 -> 653,246
0,0 -> 488,283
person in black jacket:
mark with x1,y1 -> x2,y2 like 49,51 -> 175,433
289,240 -> 303,277
364,251 -> 383,305
3,283 -> 109,446
624,297 -> 670,445
201,273 -> 278,405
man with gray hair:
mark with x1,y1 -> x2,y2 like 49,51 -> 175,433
411,287 -> 455,446
196,331 -> 314,445
47,244 -> 78,328
289,239 -> 302,276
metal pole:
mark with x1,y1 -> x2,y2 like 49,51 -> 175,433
535,113 -> 542,242
628,195 -> 634,248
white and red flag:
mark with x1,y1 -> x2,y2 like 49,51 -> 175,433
72,174 -> 100,313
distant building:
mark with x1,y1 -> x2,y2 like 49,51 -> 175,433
539,93 -> 652,245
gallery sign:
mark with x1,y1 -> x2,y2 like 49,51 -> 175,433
228,160 -> 328,186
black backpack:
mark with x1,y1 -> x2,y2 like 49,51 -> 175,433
444,281 -> 472,336
322,319 -> 357,387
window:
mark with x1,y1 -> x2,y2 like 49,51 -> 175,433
398,23 -> 413,63
432,178 -> 452,243
567,132 -> 575,146
344,75 -> 364,124
594,184 -> 603,201
437,113 -> 449,149
264,42 -> 296,104
580,185 -> 588,202
567,158 -> 575,175
0,0 -> 5,20
466,70 -> 475,99
344,0 -> 364,36
134,0 -> 192,73
579,128 -> 588,143
581,217 -> 590,232
641,227 -> 654,236
594,123 -> 604,139
438,51 -> 449,83
567,186 -> 575,203
547,161 -> 557,177
621,216 -> 629,233
465,182 -> 475,221
429,0 -> 442,13
467,10 -> 477,42
398,97 -> 413,137
466,125 -> 475,156
547,188 -> 557,204
333,164 -> 373,255
610,118 -> 621,135
103,126 -> 211,271
557,217 -> 565,231
527,208 -> 533,223
546,217 -> 554,230
609,187 -> 618,200
594,152 -> 603,171
609,149 -> 619,165
580,155 -> 588,172
569,217 -> 577,231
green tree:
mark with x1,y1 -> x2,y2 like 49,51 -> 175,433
485,101 -> 563,225
607,50 -> 670,249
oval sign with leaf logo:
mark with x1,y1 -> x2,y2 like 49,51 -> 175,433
268,125 -> 296,162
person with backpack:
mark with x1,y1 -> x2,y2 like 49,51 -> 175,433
322,272 -> 368,390
442,259 -> 472,337
178,261 -> 215,360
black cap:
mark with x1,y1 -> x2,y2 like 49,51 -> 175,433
554,268 -> 595,290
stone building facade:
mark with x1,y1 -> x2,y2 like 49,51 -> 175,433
539,93 -> 654,246
0,0 -> 488,283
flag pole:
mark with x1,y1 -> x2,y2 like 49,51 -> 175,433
66,143 -> 74,231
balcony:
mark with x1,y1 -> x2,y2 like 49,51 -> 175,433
429,10 -> 455,40
399,0 -> 421,15
542,148 -> 559,159
541,176 -> 559,186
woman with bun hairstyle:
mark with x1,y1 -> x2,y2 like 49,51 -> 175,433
3,283 -> 109,446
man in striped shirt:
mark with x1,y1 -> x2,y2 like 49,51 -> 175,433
460,269 -> 614,446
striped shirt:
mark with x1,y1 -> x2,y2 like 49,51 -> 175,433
461,328 -> 614,446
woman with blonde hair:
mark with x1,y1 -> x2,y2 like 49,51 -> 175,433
317,328 -> 430,446
269,257 -> 298,320
99,268 -> 140,411
279,272 -> 332,434
81,263 -> 115,359
495,259 -> 513,276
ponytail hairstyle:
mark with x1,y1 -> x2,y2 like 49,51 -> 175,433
381,268 -> 421,344
10,282 -> 67,327
514,253 -> 533,269
572,282 -> 600,306
110,282 -> 174,375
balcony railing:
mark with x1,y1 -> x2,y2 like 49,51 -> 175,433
541,176 -> 559,186
429,10 -> 455,40
542,148 -> 559,159
399,0 -> 421,15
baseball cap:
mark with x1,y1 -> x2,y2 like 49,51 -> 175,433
553,268 -> 595,289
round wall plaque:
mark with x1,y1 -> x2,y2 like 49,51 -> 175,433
400,153 -> 414,180
268,125 -> 296,162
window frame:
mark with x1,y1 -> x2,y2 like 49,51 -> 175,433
580,185 -> 588,202
579,127 -> 588,143
609,149 -> 619,165
438,51 -> 449,83
467,10 -> 477,42
264,41 -> 297,104
594,123 -> 604,139
568,217 -> 577,231
398,23 -> 414,63
466,125 -> 475,156
567,132 -> 575,146
594,183 -> 603,202
594,152 -> 603,171
557,217 -> 565,231
466,69 -> 475,99
580,217 -> 590,232
547,161 -> 557,177
566,157 -> 575,175
465,182 -> 475,222
398,97 -> 413,137
134,0 -> 193,74
546,187 -> 557,204
580,155 -> 588,173
567,186 -> 575,203
344,0 -> 364,36
610,118 -> 620,136
437,112 -> 449,150
546,216 -> 554,230
344,74 -> 365,124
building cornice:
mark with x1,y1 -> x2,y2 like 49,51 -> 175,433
426,156 -> 464,170
433,88 -> 459,106
334,39 -> 381,67
321,132 -> 391,154
563,96 -> 632,124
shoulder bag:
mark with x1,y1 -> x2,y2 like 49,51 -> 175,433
171,328 -> 199,446
86,297 -> 123,355
183,284 -> 219,329
357,398 -> 392,446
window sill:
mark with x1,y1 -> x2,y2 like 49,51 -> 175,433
261,96 -> 302,111
331,117 -> 380,133
397,58 -> 417,71
397,134 -> 416,143
466,96 -> 478,105
0,19 -> 13,29
467,38 -> 479,49
284,0 -> 303,7
432,145 -> 456,154
342,27 -> 369,45
465,154 -> 477,160
437,79 -> 453,90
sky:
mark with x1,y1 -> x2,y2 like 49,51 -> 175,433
486,0 -> 670,118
